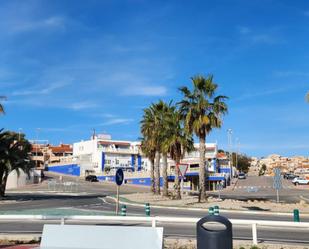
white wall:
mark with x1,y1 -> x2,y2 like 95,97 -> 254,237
6,169 -> 41,190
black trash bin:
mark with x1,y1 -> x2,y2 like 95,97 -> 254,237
196,215 -> 233,249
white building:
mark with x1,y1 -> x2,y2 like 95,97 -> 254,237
73,134 -> 147,176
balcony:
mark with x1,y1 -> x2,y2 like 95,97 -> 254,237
101,147 -> 139,155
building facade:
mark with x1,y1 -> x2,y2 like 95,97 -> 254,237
47,135 -> 232,190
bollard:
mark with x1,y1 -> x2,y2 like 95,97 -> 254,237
208,207 -> 214,215
121,205 -> 127,216
293,209 -> 300,222
145,203 -> 151,216
214,205 -> 219,215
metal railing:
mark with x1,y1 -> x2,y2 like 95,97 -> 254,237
47,180 -> 79,192
0,215 -> 308,245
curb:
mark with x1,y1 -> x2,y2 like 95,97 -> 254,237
0,234 -> 40,243
300,195 -> 309,203
106,196 -> 309,217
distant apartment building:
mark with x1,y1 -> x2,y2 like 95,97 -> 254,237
31,143 -> 73,168
259,154 -> 309,176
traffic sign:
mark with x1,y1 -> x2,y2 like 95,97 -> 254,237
177,163 -> 189,178
273,167 -> 282,190
115,168 -> 124,186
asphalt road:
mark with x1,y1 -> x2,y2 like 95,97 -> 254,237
1,172 -> 309,245
219,176 -> 309,203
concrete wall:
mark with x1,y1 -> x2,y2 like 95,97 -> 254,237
6,169 -> 41,190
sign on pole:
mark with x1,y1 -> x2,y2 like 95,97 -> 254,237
115,168 -> 124,215
177,163 -> 189,197
177,163 -> 188,178
273,168 -> 282,203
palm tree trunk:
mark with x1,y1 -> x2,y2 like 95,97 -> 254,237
0,174 -> 7,197
162,153 -> 168,197
150,158 -> 155,194
154,150 -> 161,195
199,135 -> 207,202
174,157 -> 181,200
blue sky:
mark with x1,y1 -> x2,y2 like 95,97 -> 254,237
1,0 -> 309,157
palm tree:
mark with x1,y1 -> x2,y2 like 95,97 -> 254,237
0,96 -> 6,114
0,130 -> 34,197
158,102 -> 174,197
178,75 -> 228,202
140,139 -> 155,193
150,100 -> 170,195
141,106 -> 157,194
141,101 -> 173,196
162,107 -> 194,199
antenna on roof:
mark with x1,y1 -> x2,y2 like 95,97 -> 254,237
92,128 -> 96,140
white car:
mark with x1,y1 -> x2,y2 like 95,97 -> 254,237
238,173 -> 246,179
292,177 -> 309,185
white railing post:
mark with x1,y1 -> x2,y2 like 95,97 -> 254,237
61,217 -> 65,225
252,223 -> 257,245
152,217 -> 156,227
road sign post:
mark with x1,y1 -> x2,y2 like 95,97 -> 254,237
177,163 -> 189,198
115,168 -> 124,215
273,168 -> 282,203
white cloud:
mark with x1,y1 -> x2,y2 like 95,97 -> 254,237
121,85 -> 167,96
232,84 -> 302,102
12,81 -> 71,96
251,34 -> 277,44
238,26 -> 251,35
10,16 -> 65,33
237,26 -> 279,45
67,102 -> 98,110
101,118 -> 134,126
273,70 -> 309,78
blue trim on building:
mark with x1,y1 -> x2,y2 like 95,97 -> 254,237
47,164 -> 80,176
131,155 -> 135,172
137,155 -> 142,171
219,168 -> 231,174
212,159 -> 217,172
102,152 -> 105,172
97,175 -> 164,187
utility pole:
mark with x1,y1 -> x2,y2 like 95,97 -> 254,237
36,128 -> 41,168
235,137 -> 239,171
18,128 -> 22,141
227,129 -> 233,177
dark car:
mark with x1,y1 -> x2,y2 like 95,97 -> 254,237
85,175 -> 98,182
285,174 -> 298,180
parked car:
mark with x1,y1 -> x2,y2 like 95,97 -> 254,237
285,174 -> 299,180
292,177 -> 309,185
238,173 -> 246,179
85,175 -> 99,182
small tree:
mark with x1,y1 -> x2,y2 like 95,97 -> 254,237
0,130 -> 34,197
259,164 -> 267,176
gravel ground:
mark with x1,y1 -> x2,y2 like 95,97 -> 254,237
122,193 -> 309,213
165,239 -> 309,249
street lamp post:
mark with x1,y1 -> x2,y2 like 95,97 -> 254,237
235,137 -> 239,171
18,128 -> 22,141
36,128 -> 41,168
227,129 -> 233,178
